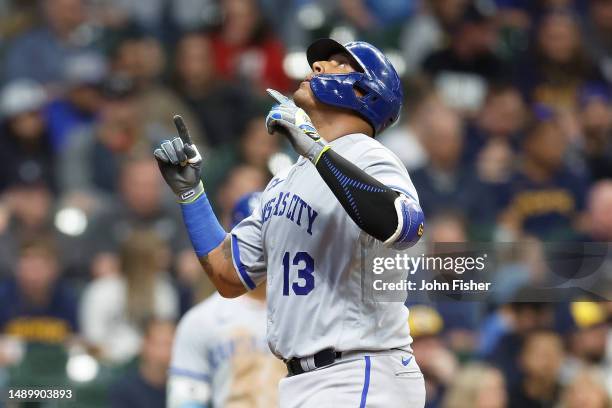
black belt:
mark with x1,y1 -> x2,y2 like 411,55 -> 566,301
286,348 -> 342,376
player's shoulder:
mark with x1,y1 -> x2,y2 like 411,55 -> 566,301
333,133 -> 408,172
262,163 -> 295,193
270,162 -> 296,181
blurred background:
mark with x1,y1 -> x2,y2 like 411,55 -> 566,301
0,0 -> 611,406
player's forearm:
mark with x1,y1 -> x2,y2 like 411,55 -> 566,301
314,148 -> 424,247
155,116 -> 249,297
180,192 -> 247,298
198,236 -> 247,298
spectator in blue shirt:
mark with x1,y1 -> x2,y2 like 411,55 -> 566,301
2,0 -> 98,87
44,53 -> 107,152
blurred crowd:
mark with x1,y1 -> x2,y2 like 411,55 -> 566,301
0,0 -> 611,407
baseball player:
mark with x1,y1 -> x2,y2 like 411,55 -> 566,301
167,192 -> 287,408
155,38 -> 425,407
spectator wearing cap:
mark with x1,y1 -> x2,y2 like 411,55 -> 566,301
421,2 -> 505,113
0,236 -> 78,346
498,107 -> 589,240
44,53 -> 107,152
0,79 -> 55,193
0,87 -> 86,279
173,31 -> 258,148
2,0 -> 98,87
575,83 -> 612,181
566,302 -> 608,369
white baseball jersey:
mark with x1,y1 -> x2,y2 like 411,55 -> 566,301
230,133 -> 419,360
168,292 -> 286,407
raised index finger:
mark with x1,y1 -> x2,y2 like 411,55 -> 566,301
173,115 -> 192,145
266,89 -> 295,106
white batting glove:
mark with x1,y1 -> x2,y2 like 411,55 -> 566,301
265,89 -> 328,163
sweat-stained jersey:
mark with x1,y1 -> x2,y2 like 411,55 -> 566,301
168,292 -> 286,407
230,133 -> 419,360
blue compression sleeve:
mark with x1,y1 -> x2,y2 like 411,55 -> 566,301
180,191 -> 226,258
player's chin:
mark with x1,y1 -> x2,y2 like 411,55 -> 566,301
293,84 -> 315,109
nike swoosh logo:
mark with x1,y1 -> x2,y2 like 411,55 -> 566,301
401,356 -> 412,366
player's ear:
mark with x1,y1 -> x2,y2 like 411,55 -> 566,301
312,61 -> 325,74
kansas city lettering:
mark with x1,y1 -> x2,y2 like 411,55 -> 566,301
261,191 -> 318,234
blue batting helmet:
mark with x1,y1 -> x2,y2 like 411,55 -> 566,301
306,38 -> 403,136
231,191 -> 262,228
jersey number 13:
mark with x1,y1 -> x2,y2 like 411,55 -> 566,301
282,251 -> 314,296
